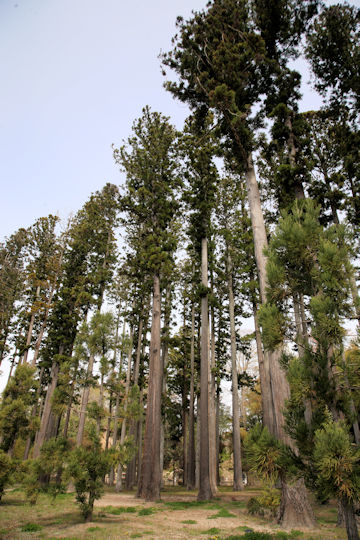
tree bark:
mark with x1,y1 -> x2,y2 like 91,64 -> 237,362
186,303 -> 196,489
227,250 -> 243,491
33,359 -> 60,458
76,352 -> 95,447
209,277 -> 218,493
22,285 -> 41,364
278,477 -> 316,528
340,499 -> 359,540
198,237 -> 213,501
137,273 -> 163,501
245,153 -> 315,527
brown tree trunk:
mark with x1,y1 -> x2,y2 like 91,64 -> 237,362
278,477 -> 317,528
22,285 -> 41,364
340,499 -> 359,540
227,250 -> 243,491
33,359 -> 60,458
76,352 -> 95,447
245,153 -> 315,527
209,277 -> 218,493
137,273 -> 163,501
198,237 -> 213,501
186,303 -> 196,490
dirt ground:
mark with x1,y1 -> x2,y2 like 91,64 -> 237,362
0,487 -> 347,539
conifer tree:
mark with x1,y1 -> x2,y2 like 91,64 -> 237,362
114,106 -> 180,501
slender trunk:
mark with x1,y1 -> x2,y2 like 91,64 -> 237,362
227,251 -> 243,491
22,285 -> 41,364
195,394 -> 200,489
187,303 -> 196,490
109,317 -> 126,485
33,359 -> 60,458
215,387 -> 220,485
198,238 -> 212,501
160,288 -> 171,485
76,352 -> 95,447
96,373 -> 104,435
115,325 -> 133,493
137,273 -> 163,501
209,276 -> 217,493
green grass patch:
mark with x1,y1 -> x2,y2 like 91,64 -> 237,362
201,528 -> 221,535
182,519 -> 197,524
208,507 -> 236,519
138,507 -> 156,516
230,500 -> 247,509
87,527 -> 102,532
102,505 -> 137,515
164,500 -> 216,510
130,535 -> 142,539
21,522 -> 43,532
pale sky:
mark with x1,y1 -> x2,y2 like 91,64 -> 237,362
2,0 -> 358,241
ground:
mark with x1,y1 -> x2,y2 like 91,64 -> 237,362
0,486 -> 347,539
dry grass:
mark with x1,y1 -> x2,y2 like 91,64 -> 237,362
0,486 -> 347,539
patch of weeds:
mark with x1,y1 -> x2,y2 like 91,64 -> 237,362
201,528 -> 221,535
138,507 -> 156,516
275,533 -> 289,539
102,505 -> 137,515
182,519 -> 197,524
230,500 -> 247,508
289,533 -> 303,538
87,527 -> 102,532
238,526 -> 254,532
130,535 -> 142,539
164,500 -> 214,510
225,534 -> 274,540
208,508 -> 236,519
21,523 -> 43,532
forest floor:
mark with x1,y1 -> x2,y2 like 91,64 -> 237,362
0,485 -> 347,540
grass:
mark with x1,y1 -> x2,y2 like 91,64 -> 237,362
102,505 -> 137,514
21,522 -> 43,532
201,527 -> 221,535
208,507 -> 236,519
138,507 -> 156,516
182,519 -> 198,524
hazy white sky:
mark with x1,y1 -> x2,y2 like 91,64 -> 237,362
3,0 -> 358,242
0,0 -> 210,241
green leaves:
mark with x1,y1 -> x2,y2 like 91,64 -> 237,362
313,416 -> 360,503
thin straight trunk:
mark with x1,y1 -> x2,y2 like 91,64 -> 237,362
160,288 -> 171,485
33,359 -> 60,458
227,251 -> 243,491
198,237 -> 213,501
137,273 -> 163,501
76,352 -> 95,447
109,318 -> 126,485
24,367 -> 44,460
215,387 -> 220,485
22,285 -> 41,364
209,274 -> 217,493
195,394 -> 200,489
137,389 -> 144,486
7,351 -> 18,383
186,303 -> 196,490
62,356 -> 79,439
96,373 -> 104,435
115,324 -> 133,493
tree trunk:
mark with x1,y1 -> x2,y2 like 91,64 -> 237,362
278,477 -> 316,528
76,352 -> 95,447
22,285 -> 41,364
137,273 -> 163,501
187,303 -> 196,490
33,359 -> 60,458
115,325 -> 133,493
227,251 -> 243,491
209,279 -> 218,493
245,153 -> 315,527
340,499 -> 359,540
198,237 -> 213,501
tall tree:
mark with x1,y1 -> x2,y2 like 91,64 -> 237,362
114,106 -> 180,501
